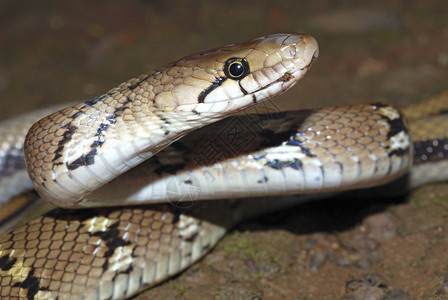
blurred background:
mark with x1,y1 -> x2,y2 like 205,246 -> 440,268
1,1 -> 447,299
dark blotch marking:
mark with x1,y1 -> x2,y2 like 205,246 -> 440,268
389,148 -> 408,157
285,135 -> 316,158
386,118 -> 407,139
414,137 -> 448,164
374,104 -> 411,158
62,74 -> 148,169
184,179 -> 192,185
159,116 -> 171,124
128,83 -> 139,90
66,149 -> 97,171
67,97 -> 132,170
164,130 -> 170,136
52,124 -> 78,163
76,209 -> 102,222
112,265 -> 134,283
60,125 -> 78,145
85,97 -> 100,106
12,269 -> 48,300
53,207 -> 101,222
0,255 -> 17,271
266,158 -> 304,170
256,128 -> 316,158
92,222 -> 131,268
123,265 -> 133,275
71,111 -> 83,119
257,176 -> 268,184
171,211 -> 181,225
84,94 -> 110,107
198,77 -> 226,103
185,232 -> 198,242
372,103 -> 408,140
125,75 -> 149,91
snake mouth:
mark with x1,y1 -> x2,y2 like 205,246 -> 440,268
250,72 -> 295,99
251,58 -> 317,101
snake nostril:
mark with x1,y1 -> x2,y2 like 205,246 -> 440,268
280,45 -> 297,59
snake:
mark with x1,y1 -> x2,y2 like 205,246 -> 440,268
0,33 -> 447,299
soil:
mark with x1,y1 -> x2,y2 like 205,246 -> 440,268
1,1 -> 448,299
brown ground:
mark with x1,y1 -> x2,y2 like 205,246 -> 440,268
1,1 -> 448,299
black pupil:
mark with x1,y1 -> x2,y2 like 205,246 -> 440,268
229,62 -> 243,77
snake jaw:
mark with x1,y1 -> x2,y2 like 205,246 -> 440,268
253,58 -> 314,101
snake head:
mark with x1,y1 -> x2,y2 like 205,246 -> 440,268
24,34 -> 319,208
154,33 -> 319,113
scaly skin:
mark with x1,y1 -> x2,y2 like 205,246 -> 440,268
24,33 -> 318,208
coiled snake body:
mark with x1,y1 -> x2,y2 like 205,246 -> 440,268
0,33 -> 447,299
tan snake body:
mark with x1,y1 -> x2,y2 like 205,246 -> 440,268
24,33 -> 318,209
0,33 -> 447,299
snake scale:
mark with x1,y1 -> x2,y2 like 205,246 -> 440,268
0,33 -> 447,299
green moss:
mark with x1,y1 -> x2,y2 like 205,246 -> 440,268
224,231 -> 258,259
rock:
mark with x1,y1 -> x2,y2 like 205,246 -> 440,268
309,249 -> 328,270
343,286 -> 387,300
387,289 -> 410,300
363,213 -> 397,243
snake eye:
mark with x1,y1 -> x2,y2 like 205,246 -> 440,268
223,57 -> 250,80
